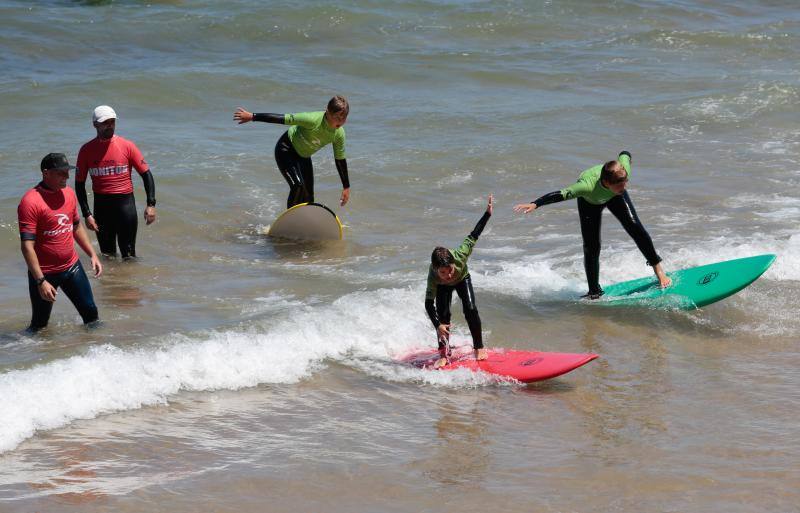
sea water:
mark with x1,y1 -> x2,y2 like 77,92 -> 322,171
0,1 -> 798,511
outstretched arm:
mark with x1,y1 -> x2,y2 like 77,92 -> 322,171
234,108 -> 285,124
513,191 -> 565,214
470,194 -> 493,240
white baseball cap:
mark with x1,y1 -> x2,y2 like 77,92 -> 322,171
92,105 -> 117,123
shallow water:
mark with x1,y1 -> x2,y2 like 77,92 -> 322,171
0,1 -> 798,511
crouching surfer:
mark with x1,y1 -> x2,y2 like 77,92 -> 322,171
425,195 -> 493,369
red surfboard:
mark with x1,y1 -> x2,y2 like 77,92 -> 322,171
397,346 -> 598,383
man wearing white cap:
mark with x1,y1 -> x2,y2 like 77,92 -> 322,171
75,105 -> 157,259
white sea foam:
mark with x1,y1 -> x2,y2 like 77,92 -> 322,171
1,230 -> 795,453
652,123 -> 702,145
241,291 -> 306,317
478,245 -> 527,256
0,287 -> 502,454
474,231 -> 797,302
473,257 -> 583,299
682,82 -> 799,124
436,170 -> 473,188
759,141 -> 791,155
739,194 -> 800,206
754,207 -> 800,220
665,233 -> 799,281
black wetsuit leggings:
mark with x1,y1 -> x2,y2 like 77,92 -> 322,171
435,275 -> 483,354
27,260 -> 98,331
578,191 -> 661,295
94,192 -> 138,258
274,131 -> 314,209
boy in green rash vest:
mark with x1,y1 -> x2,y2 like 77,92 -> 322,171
513,151 -> 671,299
233,96 -> 350,209
425,195 -> 493,369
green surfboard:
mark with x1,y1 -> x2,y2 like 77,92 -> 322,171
598,254 -> 776,309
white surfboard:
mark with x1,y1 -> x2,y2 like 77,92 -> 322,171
267,202 -> 343,241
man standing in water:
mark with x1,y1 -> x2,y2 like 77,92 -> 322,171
18,153 -> 103,332
513,151 -> 671,298
233,95 -> 351,209
76,105 -> 157,259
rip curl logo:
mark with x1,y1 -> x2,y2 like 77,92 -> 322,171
520,358 -> 543,367
698,272 -> 719,286
43,214 -> 73,236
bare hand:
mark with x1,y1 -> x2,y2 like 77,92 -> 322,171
38,280 -> 57,302
91,256 -> 103,277
487,194 -> 493,215
234,107 -> 253,124
513,203 -> 537,214
475,348 -> 488,361
86,215 -> 99,232
144,206 -> 157,225
340,188 -> 350,206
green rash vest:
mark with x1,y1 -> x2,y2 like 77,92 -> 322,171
285,111 -> 346,160
560,153 -> 631,205
425,235 -> 476,300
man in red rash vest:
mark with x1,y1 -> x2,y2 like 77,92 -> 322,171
18,153 -> 103,332
76,105 -> 157,259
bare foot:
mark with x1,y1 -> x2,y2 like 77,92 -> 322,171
433,357 -> 448,369
475,348 -> 488,361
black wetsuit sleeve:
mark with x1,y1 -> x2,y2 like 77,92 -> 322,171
252,113 -> 285,124
75,180 -> 92,218
533,191 -> 565,208
425,299 -> 440,327
141,170 -> 156,207
470,211 -> 491,240
335,159 -> 350,189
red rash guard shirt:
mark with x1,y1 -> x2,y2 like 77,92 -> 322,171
76,135 -> 149,194
18,185 -> 80,274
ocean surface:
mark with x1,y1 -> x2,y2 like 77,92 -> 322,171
1,1 -> 799,511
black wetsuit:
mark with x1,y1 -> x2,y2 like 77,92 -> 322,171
577,192 -> 661,296
254,113 -> 349,209
425,211 -> 491,357
532,152 -> 661,296
76,171 -> 155,259
274,131 -> 315,208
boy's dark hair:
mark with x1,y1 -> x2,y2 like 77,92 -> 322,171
327,95 -> 349,117
600,160 -> 628,185
431,247 -> 453,269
